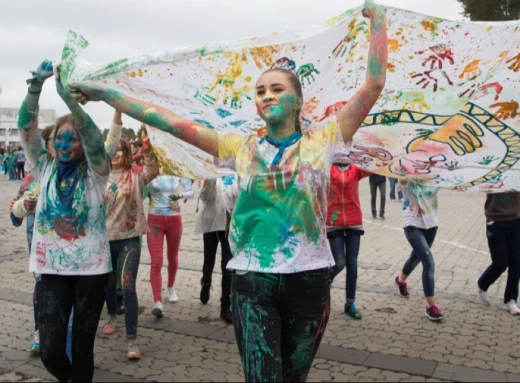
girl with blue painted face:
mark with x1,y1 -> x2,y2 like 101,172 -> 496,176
18,60 -> 111,383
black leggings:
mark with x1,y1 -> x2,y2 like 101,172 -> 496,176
232,269 -> 331,382
17,162 -> 25,179
39,273 -> 108,383
202,231 -> 232,306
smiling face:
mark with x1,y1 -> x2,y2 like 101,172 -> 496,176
54,122 -> 83,163
255,71 -> 302,128
112,138 -> 133,170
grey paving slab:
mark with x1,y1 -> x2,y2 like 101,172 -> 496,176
364,353 -> 438,377
507,373 -> 520,382
318,345 -> 370,366
452,366 -> 507,382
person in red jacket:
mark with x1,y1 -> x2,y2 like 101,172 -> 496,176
326,156 -> 371,320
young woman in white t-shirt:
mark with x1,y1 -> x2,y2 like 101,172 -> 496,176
395,181 -> 444,321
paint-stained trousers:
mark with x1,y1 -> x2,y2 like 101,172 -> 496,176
106,237 -> 141,339
231,269 -> 331,382
39,273 -> 108,383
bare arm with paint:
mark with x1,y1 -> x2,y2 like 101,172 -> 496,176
337,0 -> 388,143
140,130 -> 159,185
104,110 -> 123,159
56,77 -> 109,177
17,60 -> 54,165
69,86 -> 219,157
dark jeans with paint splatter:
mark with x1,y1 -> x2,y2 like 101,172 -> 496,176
478,218 -> 520,304
402,226 -> 438,298
39,273 -> 108,383
232,269 -> 331,382
106,236 -> 141,339
202,231 -> 232,307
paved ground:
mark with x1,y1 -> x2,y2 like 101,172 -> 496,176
0,174 -> 519,382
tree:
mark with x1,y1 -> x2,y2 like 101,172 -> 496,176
457,0 -> 520,21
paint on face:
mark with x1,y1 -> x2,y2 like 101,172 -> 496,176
55,125 -> 83,163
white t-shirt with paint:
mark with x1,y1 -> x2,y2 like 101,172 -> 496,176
401,182 -> 439,230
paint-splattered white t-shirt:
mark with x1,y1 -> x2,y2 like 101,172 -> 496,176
401,182 -> 439,229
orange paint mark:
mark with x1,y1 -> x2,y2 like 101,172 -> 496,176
138,68 -> 144,77
459,59 -> 481,79
421,20 -> 437,33
387,63 -> 396,73
388,39 -> 400,52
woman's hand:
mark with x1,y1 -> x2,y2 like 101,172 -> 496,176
69,83 -> 104,105
8,198 -> 16,212
23,198 -> 38,213
29,60 -> 54,83
362,0 -> 383,19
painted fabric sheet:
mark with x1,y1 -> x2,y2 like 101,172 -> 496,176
61,6 -> 520,191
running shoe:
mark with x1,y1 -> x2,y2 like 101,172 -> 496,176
103,316 -> 117,335
505,300 -> 520,315
27,330 -> 39,353
127,340 -> 142,360
152,301 -> 163,318
395,276 -> 410,298
425,304 -> 444,321
379,214 -> 385,220
200,279 -> 211,304
344,303 -> 362,320
168,287 -> 179,303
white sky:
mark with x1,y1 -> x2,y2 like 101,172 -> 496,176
0,0 -> 465,130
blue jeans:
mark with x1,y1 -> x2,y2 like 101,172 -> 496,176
478,218 -> 520,304
328,229 -> 362,303
402,226 -> 437,298
106,237 -> 141,339
389,178 -> 403,200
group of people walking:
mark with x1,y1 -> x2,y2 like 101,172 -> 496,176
1,145 -> 26,181
5,2 -> 520,382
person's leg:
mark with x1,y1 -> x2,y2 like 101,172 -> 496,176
119,237 -> 141,341
70,274 -> 109,383
328,234 -> 346,281
202,232 -> 219,285
280,269 -> 331,381
379,182 -> 386,218
165,215 -> 183,289
389,178 -> 396,201
397,227 -> 422,297
66,311 -> 73,363
478,221 -> 508,293
104,241 -> 120,329
147,215 -> 166,303
218,231 -> 233,322
232,272 -> 283,382
345,234 -> 361,304
33,279 -> 40,332
505,219 -> 520,305
39,274 -> 74,382
370,182 -> 377,218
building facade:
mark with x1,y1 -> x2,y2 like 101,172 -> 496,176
0,107 -> 57,145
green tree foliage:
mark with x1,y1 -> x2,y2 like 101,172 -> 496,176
457,0 -> 520,21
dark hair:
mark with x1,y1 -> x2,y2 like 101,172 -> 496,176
260,68 -> 303,133
118,137 -> 134,169
41,125 -> 55,144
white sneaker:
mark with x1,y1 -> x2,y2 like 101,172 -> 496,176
476,280 -> 490,305
151,301 -> 163,318
505,300 -> 520,315
168,287 -> 179,303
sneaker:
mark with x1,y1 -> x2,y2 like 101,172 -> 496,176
425,304 -> 444,321
476,280 -> 490,305
390,198 -> 395,202
395,276 -> 409,298
344,303 -> 362,320
168,287 -> 179,303
505,300 -> 520,315
152,301 -> 163,318
379,214 -> 385,220
27,330 -> 40,353
372,214 -> 377,219
220,306 -> 233,324
117,302 -> 126,315
200,279 -> 211,305
127,340 -> 142,360
103,316 -> 117,335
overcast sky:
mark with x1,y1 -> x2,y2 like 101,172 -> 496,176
0,0 -> 465,130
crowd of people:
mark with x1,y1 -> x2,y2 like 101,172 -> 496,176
1,144 -> 27,181
3,2 -> 520,382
